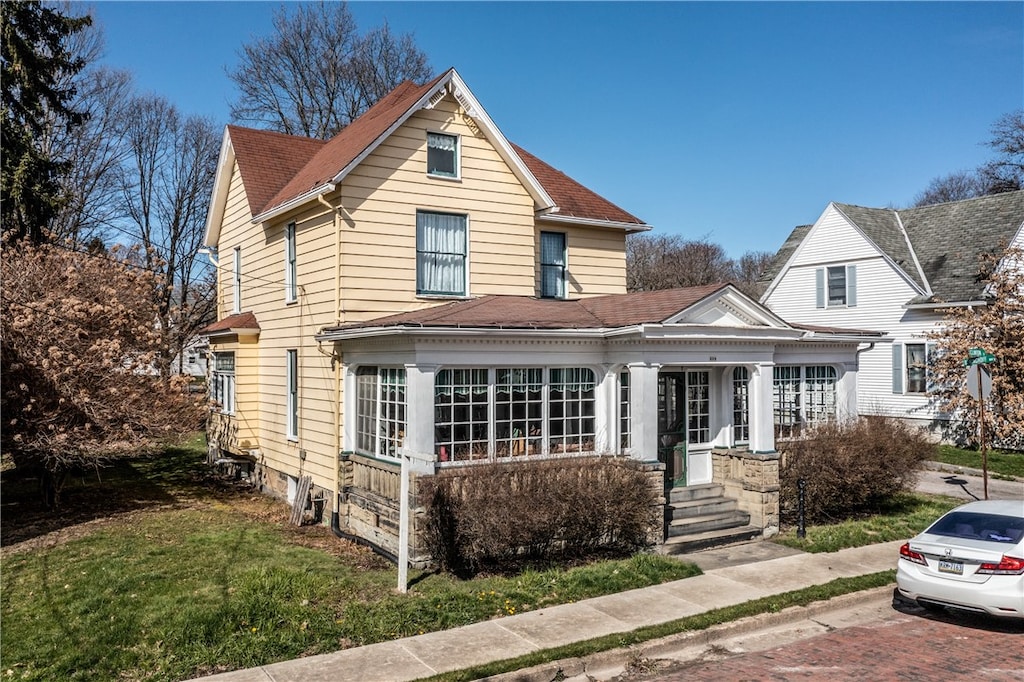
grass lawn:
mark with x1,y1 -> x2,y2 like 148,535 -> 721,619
773,492 -> 963,553
0,436 -> 698,682
937,444 -> 1024,479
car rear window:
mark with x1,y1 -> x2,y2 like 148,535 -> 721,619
928,511 -> 1024,544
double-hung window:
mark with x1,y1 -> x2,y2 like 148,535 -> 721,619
540,231 -> 567,298
286,350 -> 298,440
211,352 -> 236,414
417,211 -> 467,297
427,132 -> 458,178
284,222 -> 297,303
892,342 -> 934,394
815,265 -> 857,308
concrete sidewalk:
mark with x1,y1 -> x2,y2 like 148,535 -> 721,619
188,540 -> 902,682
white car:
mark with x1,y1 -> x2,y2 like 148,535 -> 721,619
896,499 -> 1024,618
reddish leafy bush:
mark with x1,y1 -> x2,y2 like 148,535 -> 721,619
779,416 -> 937,523
421,457 -> 659,576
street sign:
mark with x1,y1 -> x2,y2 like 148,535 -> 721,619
968,347 -> 985,358
966,364 -> 992,400
963,351 -> 996,367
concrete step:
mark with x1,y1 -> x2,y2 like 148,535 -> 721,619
659,524 -> 764,555
667,509 -> 751,537
666,496 -> 739,521
667,483 -> 725,504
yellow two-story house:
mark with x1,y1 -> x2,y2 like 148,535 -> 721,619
202,68 -> 880,561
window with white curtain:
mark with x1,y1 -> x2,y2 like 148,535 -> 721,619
427,132 -> 458,178
417,211 -> 467,296
540,231 -> 566,298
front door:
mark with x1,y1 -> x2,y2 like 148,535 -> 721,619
658,370 -> 711,488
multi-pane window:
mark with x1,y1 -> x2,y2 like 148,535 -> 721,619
548,368 -> 597,453
816,265 -> 856,308
686,371 -> 710,444
732,367 -> 750,444
232,247 -> 242,313
540,231 -> 566,298
495,368 -> 543,458
286,350 -> 298,439
619,370 -> 631,451
774,365 -> 837,438
284,222 -> 297,303
435,368 -> 489,461
355,367 -> 406,459
211,352 -> 235,414
434,367 -> 596,462
427,132 -> 458,178
416,211 -> 467,296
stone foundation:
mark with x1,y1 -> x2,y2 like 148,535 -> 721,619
711,448 -> 780,537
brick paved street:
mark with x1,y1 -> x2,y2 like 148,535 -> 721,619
645,607 -> 1024,681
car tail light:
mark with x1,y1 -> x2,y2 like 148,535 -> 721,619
899,543 -> 927,565
977,555 -> 1024,575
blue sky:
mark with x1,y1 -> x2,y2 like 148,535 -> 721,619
87,1 -> 1022,258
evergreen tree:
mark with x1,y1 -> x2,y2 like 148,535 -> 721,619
1,1 -> 91,243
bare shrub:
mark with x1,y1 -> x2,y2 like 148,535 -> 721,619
421,457 -> 659,576
779,416 -> 937,523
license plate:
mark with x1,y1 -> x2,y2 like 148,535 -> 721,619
938,559 -> 963,575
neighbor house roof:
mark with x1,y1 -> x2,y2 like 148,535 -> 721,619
209,68 -> 647,243
761,191 -> 1024,305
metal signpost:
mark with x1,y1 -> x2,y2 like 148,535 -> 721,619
963,348 -> 996,500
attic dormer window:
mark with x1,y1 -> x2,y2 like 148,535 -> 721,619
427,132 -> 458,178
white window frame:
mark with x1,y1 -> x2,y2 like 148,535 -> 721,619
284,222 -> 297,304
232,246 -> 242,314
815,264 -> 857,308
286,349 -> 298,440
773,365 -> 838,438
892,341 -> 935,395
434,367 -> 597,464
619,369 -> 631,451
354,367 -> 406,460
732,367 -> 750,445
211,352 -> 236,415
416,210 -> 468,297
426,131 -> 460,179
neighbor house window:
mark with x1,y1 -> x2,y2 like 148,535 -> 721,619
416,211 -> 467,296
284,222 -> 297,303
732,367 -> 750,444
892,342 -> 934,394
286,350 -> 298,440
773,365 -> 837,438
211,352 -> 236,414
540,231 -> 566,298
435,367 -> 596,462
427,132 -> 458,178
355,367 -> 406,459
232,247 -> 242,313
815,265 -> 857,308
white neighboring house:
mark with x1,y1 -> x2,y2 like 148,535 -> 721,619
760,190 -> 1024,435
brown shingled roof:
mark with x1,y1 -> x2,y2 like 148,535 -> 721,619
200,311 -> 260,335
225,69 -> 648,228
512,143 -> 645,226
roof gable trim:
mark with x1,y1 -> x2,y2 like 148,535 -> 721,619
203,128 -> 236,247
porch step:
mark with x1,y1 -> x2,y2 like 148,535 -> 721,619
667,509 -> 751,537
667,483 -> 726,504
666,495 -> 739,521
659,525 -> 764,555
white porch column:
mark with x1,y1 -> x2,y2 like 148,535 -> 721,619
403,363 -> 438,469
749,362 -> 776,453
627,362 -> 661,461
595,364 -> 618,454
838,361 -> 858,421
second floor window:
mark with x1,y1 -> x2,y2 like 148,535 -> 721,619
417,211 -> 467,297
427,132 -> 458,178
816,265 -> 857,308
284,222 -> 297,303
540,231 -> 566,298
